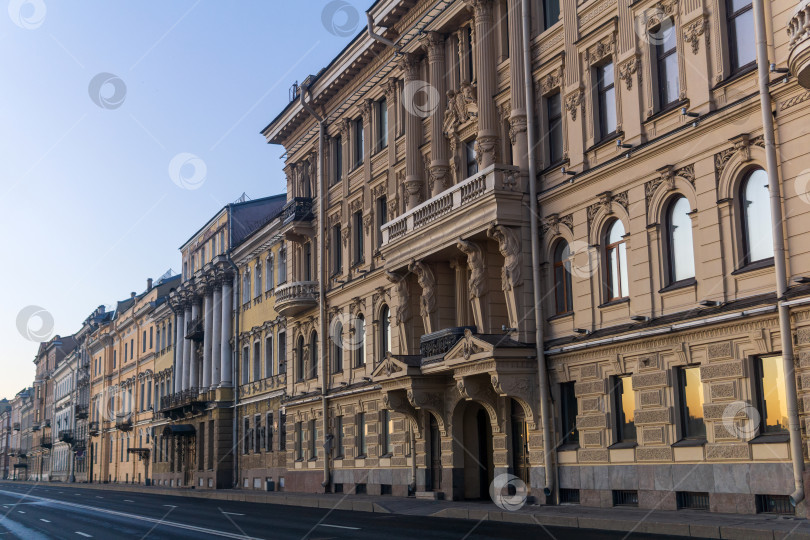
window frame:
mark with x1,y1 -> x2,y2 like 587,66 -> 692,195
595,61 -> 617,141
664,195 -> 696,284
675,365 -> 707,441
652,20 -> 679,110
559,381 -> 579,447
612,375 -> 637,444
726,0 -> 756,74
753,355 -> 788,435
553,240 -> 573,314
546,91 -> 563,165
739,168 -> 774,266
604,220 -> 629,301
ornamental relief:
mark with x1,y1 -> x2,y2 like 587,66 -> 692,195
683,17 -> 709,55
644,163 -> 695,210
565,89 -> 585,121
541,213 -> 574,237
714,134 -> 766,176
586,190 -> 629,225
584,36 -> 616,66
618,56 -> 641,90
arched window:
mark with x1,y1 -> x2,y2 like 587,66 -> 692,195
354,314 -> 365,367
605,220 -> 629,300
666,196 -> 695,283
380,305 -> 391,359
332,321 -> 343,373
741,168 -> 774,264
310,331 -> 318,379
296,335 -> 305,381
553,241 -> 573,314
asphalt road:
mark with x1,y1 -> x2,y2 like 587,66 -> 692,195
0,481 -> 690,540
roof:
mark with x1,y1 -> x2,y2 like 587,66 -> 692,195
230,193 -> 287,248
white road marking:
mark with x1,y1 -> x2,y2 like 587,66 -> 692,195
75,533 -> 92,538
123,499 -> 134,502
319,524 -> 361,530
40,519 -> 51,523
221,512 -> 244,516
162,504 -> 177,507
17,511 -> 25,514
95,496 -> 103,499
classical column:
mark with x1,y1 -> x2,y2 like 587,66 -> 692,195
469,0 -> 498,168
401,53 -> 424,210
220,279 -> 233,387
174,310 -> 184,393
424,32 -> 450,196
211,286 -> 222,389
506,0 -> 528,170
189,302 -> 200,390
182,306 -> 192,391
202,292 -> 213,392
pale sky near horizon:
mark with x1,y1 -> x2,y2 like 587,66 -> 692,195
0,0 -> 368,399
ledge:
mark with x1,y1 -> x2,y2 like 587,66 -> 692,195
659,277 -> 697,294
712,64 -> 757,91
671,438 -> 707,448
547,311 -> 574,322
585,131 -> 623,154
598,297 -> 630,309
749,433 -> 789,444
608,441 -> 638,449
731,258 -> 774,276
643,99 -> 688,125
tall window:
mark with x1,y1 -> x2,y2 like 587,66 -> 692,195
332,321 -> 343,373
376,196 -> 387,248
380,305 -> 391,358
357,412 -> 368,457
613,376 -> 636,442
266,254 -> 274,292
377,99 -> 388,151
653,22 -> 679,109
278,332 -> 286,374
677,366 -> 706,439
726,0 -> 755,73
741,169 -> 774,264
332,225 -> 342,275
265,335 -> 273,378
353,211 -> 364,264
547,92 -> 563,164
666,196 -> 695,282
553,241 -> 573,314
242,269 -> 250,303
333,135 -> 343,185
596,62 -> 617,139
310,331 -> 318,380
754,356 -> 788,434
355,314 -> 366,367
542,0 -> 560,30
382,409 -> 394,455
303,243 -> 312,281
278,245 -> 287,284
335,415 -> 345,457
465,139 -> 478,178
253,342 -> 261,381
255,260 -> 262,298
560,382 -> 579,445
353,117 -> 364,168
242,346 -> 249,385
308,419 -> 317,460
605,220 -> 629,300
266,411 -> 274,452
296,335 -> 305,381
294,421 -> 303,460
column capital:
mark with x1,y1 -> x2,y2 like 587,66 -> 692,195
383,77 -> 398,102
420,31 -> 445,61
464,0 -> 494,19
399,53 -> 421,81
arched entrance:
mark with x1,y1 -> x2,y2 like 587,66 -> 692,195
457,401 -> 494,500
426,413 -> 442,492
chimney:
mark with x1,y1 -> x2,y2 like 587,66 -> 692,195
131,292 -> 136,299
97,305 -> 105,314
147,278 -> 153,290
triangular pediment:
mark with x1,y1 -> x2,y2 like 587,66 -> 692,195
444,329 -> 495,363
372,353 -> 420,380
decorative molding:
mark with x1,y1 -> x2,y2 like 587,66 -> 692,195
565,89 -> 585,121
618,56 -> 641,90
587,190 -> 629,224
541,213 -> 574,236
683,17 -> 709,55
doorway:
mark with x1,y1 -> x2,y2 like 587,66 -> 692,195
460,402 -> 494,499
427,414 -> 441,491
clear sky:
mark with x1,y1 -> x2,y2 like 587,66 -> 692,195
0,0 -> 368,399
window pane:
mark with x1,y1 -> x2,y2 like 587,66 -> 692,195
759,356 -> 788,433
608,220 -> 625,243
609,246 -> 620,298
743,169 -> 774,262
547,92 -> 563,163
731,9 -> 756,69
543,0 -> 560,29
617,376 -> 636,442
729,0 -> 751,13
560,382 -> 578,444
555,265 -> 566,314
618,242 -> 629,297
680,367 -> 706,438
659,52 -> 679,106
669,197 -> 695,281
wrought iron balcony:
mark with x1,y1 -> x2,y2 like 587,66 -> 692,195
420,326 -> 477,360
75,404 -> 89,419
12,423 -> 20,431
185,317 -> 204,342
88,421 -> 99,435
58,430 -> 73,443
31,424 -> 40,432
115,413 -> 133,432
39,436 -> 52,449
159,388 -> 207,420
789,0 -> 810,88
282,197 -> 314,225
275,281 -> 318,317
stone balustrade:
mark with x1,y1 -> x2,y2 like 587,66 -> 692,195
275,281 -> 319,316
789,0 -> 810,88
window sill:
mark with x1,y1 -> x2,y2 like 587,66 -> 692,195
380,452 -> 393,459
750,433 -> 789,444
598,297 -> 630,309
556,443 -> 580,452
540,158 -> 570,177
356,454 -> 367,459
585,131 -> 624,154
643,99 -> 688,124
548,311 -> 574,322
659,277 -> 697,294
712,64 -> 757,91
732,257 -> 774,275
608,441 -> 638,450
671,438 -> 707,448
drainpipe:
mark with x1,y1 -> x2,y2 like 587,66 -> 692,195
366,13 -> 396,48
753,0 -> 804,507
299,83 -> 330,491
225,248 -> 240,490
521,0 -> 555,501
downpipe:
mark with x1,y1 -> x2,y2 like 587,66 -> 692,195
521,0 -> 555,500
299,84 -> 331,491
753,0 -> 804,507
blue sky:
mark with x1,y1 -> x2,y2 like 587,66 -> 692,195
0,0 -> 367,398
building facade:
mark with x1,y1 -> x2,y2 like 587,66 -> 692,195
0,400 -> 10,479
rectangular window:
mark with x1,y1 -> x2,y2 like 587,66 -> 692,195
613,376 -> 636,443
294,421 -> 303,460
542,0 -> 560,30
546,92 -> 563,165
376,196 -> 387,248
278,247 -> 287,284
755,356 -> 788,434
332,224 -> 342,275
353,117 -> 364,168
241,346 -> 249,385
123,344 -> 127,363
727,0 -> 755,73
279,412 -> 287,451
308,419 -> 317,460
130,339 -> 134,359
303,243 -> 312,281
243,417 -> 250,454
655,25 -> 679,109
253,342 -> 261,381
266,255 -> 274,291
377,99 -> 388,151
278,332 -> 286,374
382,410 -> 393,456
353,211 -> 364,264
335,415 -> 344,457
266,412 -> 274,452
596,62 -> 617,139
149,327 -> 153,349
677,366 -> 706,439
142,331 -> 146,352
465,139 -> 478,178
254,261 -> 262,298
357,412 -> 367,457
560,381 -> 579,445
265,335 -> 273,378
254,415 -> 262,453
334,135 -> 343,184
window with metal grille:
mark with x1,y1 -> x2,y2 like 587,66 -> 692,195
756,494 -> 794,515
612,490 -> 639,507
676,491 -> 709,510
559,488 -> 580,504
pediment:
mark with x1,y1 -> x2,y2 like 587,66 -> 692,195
372,353 -> 420,380
444,329 -> 495,363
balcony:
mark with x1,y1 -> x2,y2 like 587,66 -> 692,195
159,388 -> 207,420
39,436 -> 52,449
275,281 -> 318,317
88,421 -> 99,436
185,317 -> 204,342
58,430 -> 73,443
789,0 -> 810,88
420,326 -> 477,360
75,404 -> 89,419
115,413 -> 133,432
31,424 -> 40,432
13,423 -> 20,431
281,197 -> 314,242
380,164 -> 523,266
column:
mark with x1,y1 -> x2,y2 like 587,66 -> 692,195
182,307 -> 192,391
470,0 -> 498,168
174,311 -> 184,393
211,286 -> 222,389
401,53 -> 423,210
220,279 -> 233,387
424,32 -> 450,196
189,302 -> 200,391
506,0 -> 528,170
202,292 -> 213,392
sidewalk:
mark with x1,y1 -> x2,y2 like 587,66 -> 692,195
4,480 -> 809,539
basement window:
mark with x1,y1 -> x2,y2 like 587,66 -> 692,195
676,491 -> 709,510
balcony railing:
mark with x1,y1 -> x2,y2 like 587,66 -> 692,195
39,436 -> 52,449
274,281 -> 318,317
75,404 -> 89,419
58,430 -> 73,443
159,388 -> 207,420
381,164 -> 519,247
12,423 -> 20,431
115,413 -> 133,432
31,424 -> 40,432
282,197 -> 314,225
185,317 -> 204,341
88,421 -> 99,435
788,0 -> 810,88
420,326 -> 477,360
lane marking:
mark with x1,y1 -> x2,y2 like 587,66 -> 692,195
123,499 -> 134,503
40,519 -> 51,523
17,511 -> 25,514
318,524 -> 361,530
75,533 -> 92,538
95,496 -> 103,499
221,512 -> 245,516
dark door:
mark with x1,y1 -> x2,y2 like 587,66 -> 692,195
511,400 -> 530,486
476,409 -> 493,499
428,415 -> 441,491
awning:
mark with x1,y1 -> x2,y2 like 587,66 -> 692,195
162,424 -> 195,436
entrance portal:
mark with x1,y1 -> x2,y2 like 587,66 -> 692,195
460,402 -> 494,499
